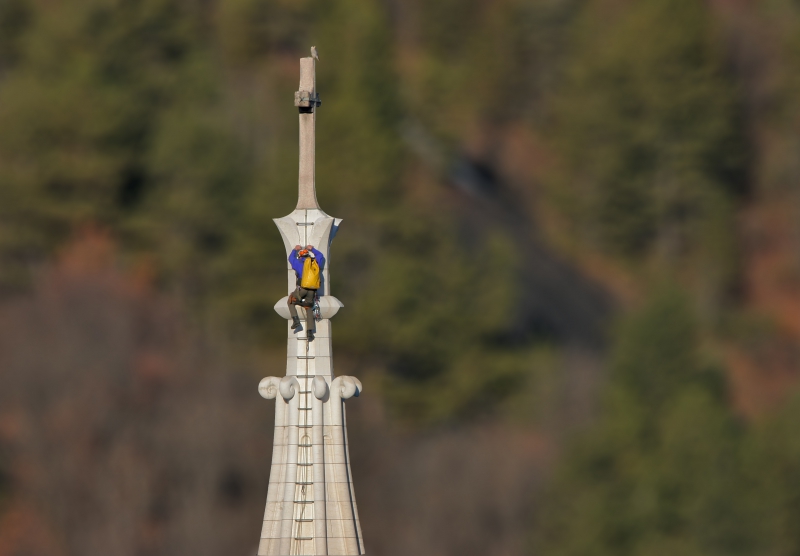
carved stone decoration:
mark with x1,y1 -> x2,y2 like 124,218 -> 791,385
257,54 -> 365,556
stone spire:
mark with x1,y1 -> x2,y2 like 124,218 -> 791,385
256,54 -> 365,556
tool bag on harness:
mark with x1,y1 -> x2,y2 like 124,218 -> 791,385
300,256 -> 321,289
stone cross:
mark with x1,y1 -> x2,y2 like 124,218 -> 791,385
256,54 -> 366,556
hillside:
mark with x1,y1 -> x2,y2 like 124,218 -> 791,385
1,0 -> 800,554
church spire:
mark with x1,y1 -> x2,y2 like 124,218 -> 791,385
257,52 -> 364,556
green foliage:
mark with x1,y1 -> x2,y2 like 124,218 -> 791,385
409,0 -> 578,138
742,396 -> 800,555
547,0 -> 747,269
0,0 -> 31,70
0,0 -> 237,292
216,0 -> 314,63
347,225 -> 522,422
534,287 -> 800,555
534,290 -> 754,555
609,289 -> 723,416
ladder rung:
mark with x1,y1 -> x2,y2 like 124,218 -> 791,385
297,356 -> 315,359
298,443 -> 312,447
295,518 -> 313,522
293,501 -> 314,504
296,223 -> 314,226
298,425 -> 312,428
297,463 -> 313,467
294,536 -> 314,540
294,375 -> 314,378
300,390 -> 312,393
296,481 -> 313,485
299,408 -> 311,411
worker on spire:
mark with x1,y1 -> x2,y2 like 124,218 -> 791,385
287,244 -> 325,340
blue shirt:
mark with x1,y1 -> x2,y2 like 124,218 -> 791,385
289,248 -> 325,287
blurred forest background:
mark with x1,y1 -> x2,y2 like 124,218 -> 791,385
1,0 -> 800,554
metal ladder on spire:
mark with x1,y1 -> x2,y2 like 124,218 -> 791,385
291,210 -> 317,554
291,373 -> 314,552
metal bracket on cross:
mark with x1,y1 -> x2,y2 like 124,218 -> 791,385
294,90 -> 321,109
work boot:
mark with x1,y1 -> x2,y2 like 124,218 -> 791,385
307,330 -> 315,341
291,317 -> 302,330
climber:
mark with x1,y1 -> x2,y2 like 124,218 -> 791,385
287,244 -> 325,340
